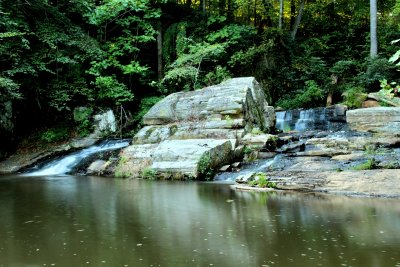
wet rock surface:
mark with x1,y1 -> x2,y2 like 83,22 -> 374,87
233,130 -> 400,197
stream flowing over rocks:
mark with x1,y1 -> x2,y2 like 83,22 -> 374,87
1,77 -> 400,197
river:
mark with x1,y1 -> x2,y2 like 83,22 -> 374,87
1,174 -> 400,267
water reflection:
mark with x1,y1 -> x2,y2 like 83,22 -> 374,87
0,175 -> 400,266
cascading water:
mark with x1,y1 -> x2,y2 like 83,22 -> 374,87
275,111 -> 293,131
25,139 -> 130,176
275,107 -> 345,132
294,109 -> 315,131
214,156 -> 280,182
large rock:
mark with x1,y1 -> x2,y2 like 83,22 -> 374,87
151,139 -> 232,179
143,77 -> 274,132
115,139 -> 232,179
116,78 -> 274,180
346,107 -> 400,133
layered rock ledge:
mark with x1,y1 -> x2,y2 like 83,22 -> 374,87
114,77 -> 275,179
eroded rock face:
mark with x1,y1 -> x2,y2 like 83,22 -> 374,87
116,77 -> 275,179
347,107 -> 400,133
143,77 -> 274,131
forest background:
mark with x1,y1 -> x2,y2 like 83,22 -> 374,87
1,0 -> 400,158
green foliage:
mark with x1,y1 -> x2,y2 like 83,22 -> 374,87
95,76 -> 134,105
73,106 -> 94,137
140,168 -> 158,179
0,77 -> 22,101
276,80 -> 324,109
248,173 -> 277,189
198,152 -> 214,180
342,85 -> 367,108
351,159 -> 377,171
357,57 -> 397,91
40,126 -> 70,143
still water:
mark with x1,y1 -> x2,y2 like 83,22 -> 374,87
1,175 -> 400,267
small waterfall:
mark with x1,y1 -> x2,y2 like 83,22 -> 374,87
214,156 -> 280,182
294,109 -> 315,131
25,139 -> 130,176
276,111 -> 293,131
276,107 -> 346,132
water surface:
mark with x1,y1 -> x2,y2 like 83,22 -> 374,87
1,175 -> 400,267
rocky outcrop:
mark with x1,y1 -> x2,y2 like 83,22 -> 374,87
115,77 -> 275,179
367,93 -> 400,107
346,107 -> 400,133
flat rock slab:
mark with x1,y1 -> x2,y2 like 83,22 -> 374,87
151,139 -> 232,179
347,107 -> 400,133
235,169 -> 400,197
116,139 -> 232,179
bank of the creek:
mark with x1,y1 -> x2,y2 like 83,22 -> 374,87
1,175 -> 400,267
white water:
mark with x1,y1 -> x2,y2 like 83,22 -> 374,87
214,156 -> 280,181
25,139 -> 130,176
294,109 -> 315,131
276,111 -> 292,131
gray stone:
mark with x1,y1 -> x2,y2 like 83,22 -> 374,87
143,93 -> 180,125
94,110 -> 117,133
87,160 -> 109,175
150,139 -> 232,179
133,125 -> 177,144
235,172 -> 255,184
219,165 -> 231,172
346,107 -> 400,133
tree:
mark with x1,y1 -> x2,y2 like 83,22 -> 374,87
291,0 -> 305,40
370,0 -> 378,58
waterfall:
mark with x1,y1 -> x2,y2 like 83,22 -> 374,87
276,111 -> 293,131
276,108 -> 345,132
294,109 -> 315,131
214,156 -> 280,182
25,139 -> 130,176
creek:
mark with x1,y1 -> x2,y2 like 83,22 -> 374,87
2,107 -> 400,266
1,175 -> 400,266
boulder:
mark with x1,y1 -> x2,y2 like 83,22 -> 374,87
362,100 -> 380,108
116,77 -> 274,180
94,110 -> 117,133
143,77 -> 274,132
87,160 -> 110,175
346,107 -> 400,133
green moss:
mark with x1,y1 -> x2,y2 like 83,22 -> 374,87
247,173 -> 277,188
198,152 -> 214,180
351,158 -> 376,170
140,168 -> 158,179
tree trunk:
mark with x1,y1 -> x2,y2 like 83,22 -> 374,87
279,0 -> 284,29
201,0 -> 207,15
370,0 -> 378,58
291,0 -> 305,40
157,22 -> 163,81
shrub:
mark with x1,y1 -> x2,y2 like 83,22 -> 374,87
140,168 -> 158,180
276,80 -> 324,109
342,85 -> 367,108
40,126 -> 70,143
